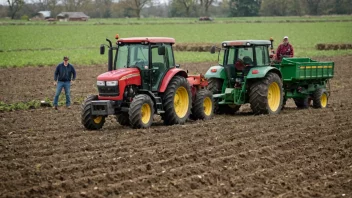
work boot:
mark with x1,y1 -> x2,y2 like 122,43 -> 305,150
54,106 -> 58,110
66,106 -> 71,109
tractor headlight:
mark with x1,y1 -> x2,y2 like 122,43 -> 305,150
97,80 -> 105,86
106,81 -> 118,86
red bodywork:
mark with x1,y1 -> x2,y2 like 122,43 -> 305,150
159,68 -> 188,92
187,74 -> 209,100
97,67 -> 208,102
97,68 -> 141,100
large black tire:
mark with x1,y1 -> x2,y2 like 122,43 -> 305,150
129,94 -> 154,129
249,72 -> 283,114
116,113 -> 130,126
294,97 -> 309,109
191,89 -> 214,120
81,95 -> 105,130
312,88 -> 328,108
162,76 -> 192,125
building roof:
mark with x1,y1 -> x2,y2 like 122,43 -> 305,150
118,37 -> 175,44
222,40 -> 271,47
57,12 -> 89,18
38,11 -> 51,18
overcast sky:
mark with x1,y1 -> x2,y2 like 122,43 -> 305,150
0,0 -> 172,6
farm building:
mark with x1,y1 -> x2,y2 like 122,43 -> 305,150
56,12 -> 89,21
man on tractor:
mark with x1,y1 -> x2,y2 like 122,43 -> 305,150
276,36 -> 294,62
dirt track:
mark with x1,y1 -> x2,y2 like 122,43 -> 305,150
0,56 -> 351,197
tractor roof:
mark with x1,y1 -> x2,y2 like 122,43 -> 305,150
118,37 -> 175,44
222,40 -> 271,47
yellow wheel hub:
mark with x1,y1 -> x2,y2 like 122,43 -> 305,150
174,87 -> 189,118
93,116 -> 102,124
267,82 -> 281,112
320,93 -> 328,108
141,103 -> 152,124
203,97 -> 212,116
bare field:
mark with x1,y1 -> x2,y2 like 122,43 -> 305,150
0,56 -> 351,198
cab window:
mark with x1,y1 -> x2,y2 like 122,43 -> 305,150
255,46 -> 269,66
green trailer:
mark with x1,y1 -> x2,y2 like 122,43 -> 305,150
276,58 -> 334,108
205,39 -> 334,115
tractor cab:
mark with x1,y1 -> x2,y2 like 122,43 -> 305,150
99,36 -> 176,94
210,40 -> 272,87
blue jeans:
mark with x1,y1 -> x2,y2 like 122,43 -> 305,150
53,81 -> 71,107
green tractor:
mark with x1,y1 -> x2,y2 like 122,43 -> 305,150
205,39 -> 334,114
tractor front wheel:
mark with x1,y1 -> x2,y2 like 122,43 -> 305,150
129,94 -> 154,129
312,88 -> 328,108
162,76 -> 192,125
249,72 -> 283,114
192,89 -> 214,120
81,95 -> 106,130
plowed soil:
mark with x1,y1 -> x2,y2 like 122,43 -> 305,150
1,56 -> 351,198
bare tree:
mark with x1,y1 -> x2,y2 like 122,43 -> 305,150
7,0 -> 25,19
121,0 -> 151,18
199,0 -> 216,15
176,0 -> 196,17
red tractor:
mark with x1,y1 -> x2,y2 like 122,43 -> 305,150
81,36 -> 214,129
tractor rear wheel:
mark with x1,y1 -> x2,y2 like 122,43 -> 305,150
312,88 -> 328,108
294,98 -> 309,109
116,113 -> 130,126
162,76 -> 192,125
191,89 -> 214,120
81,95 -> 105,130
249,72 -> 283,114
129,94 -> 154,129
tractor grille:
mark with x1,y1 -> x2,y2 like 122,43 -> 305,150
98,86 -> 119,96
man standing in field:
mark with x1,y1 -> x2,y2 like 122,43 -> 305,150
53,56 -> 76,110
276,36 -> 294,61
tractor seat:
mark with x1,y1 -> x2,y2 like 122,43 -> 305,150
243,56 -> 253,66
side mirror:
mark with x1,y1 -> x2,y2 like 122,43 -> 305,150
100,44 -> 105,55
158,46 -> 165,55
210,46 -> 216,54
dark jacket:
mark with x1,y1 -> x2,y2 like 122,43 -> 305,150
54,62 -> 76,82
276,43 -> 294,61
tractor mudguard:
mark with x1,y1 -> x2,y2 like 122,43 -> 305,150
205,66 -> 226,80
159,68 -> 188,92
246,66 -> 282,79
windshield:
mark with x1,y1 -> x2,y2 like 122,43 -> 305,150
226,46 -> 254,66
115,44 -> 149,69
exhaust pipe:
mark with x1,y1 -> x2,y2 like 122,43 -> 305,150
106,38 -> 113,72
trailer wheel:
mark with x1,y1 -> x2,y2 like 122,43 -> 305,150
116,113 -> 130,126
312,88 -> 328,108
162,76 -> 192,125
81,95 -> 105,130
129,94 -> 154,129
294,98 -> 309,109
249,72 -> 283,114
191,89 -> 214,120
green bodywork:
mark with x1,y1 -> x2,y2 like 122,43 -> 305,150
274,57 -> 334,99
205,40 -> 335,107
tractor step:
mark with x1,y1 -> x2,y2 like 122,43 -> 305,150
213,93 -> 225,98
155,96 -> 164,114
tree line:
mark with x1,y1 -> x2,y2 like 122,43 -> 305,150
1,0 -> 351,19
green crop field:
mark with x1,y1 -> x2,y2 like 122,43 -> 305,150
1,16 -> 352,67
